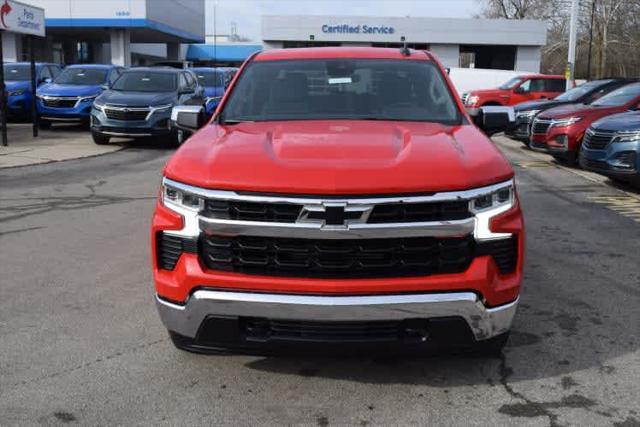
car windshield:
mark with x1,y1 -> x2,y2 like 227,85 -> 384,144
591,83 -> 640,107
111,71 -> 177,92
4,65 -> 31,81
499,76 -> 523,90
220,59 -> 461,124
554,81 -> 607,102
195,71 -> 225,87
55,68 -> 108,85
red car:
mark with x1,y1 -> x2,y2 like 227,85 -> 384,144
462,74 -> 566,115
152,47 -> 524,355
530,82 -> 640,163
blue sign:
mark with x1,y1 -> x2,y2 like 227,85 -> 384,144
321,24 -> 395,35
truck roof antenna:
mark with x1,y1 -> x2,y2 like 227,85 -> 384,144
400,36 -> 410,56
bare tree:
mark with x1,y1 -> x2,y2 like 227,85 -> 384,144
476,0 -> 640,78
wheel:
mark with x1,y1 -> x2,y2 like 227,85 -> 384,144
92,131 -> 110,145
38,119 -> 51,130
474,332 -> 510,355
166,129 -> 185,148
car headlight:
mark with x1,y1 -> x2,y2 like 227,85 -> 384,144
613,131 -> 640,143
467,95 -> 480,106
162,182 -> 204,211
93,100 -> 105,112
8,90 -> 25,96
206,96 -> 222,105
516,109 -> 539,118
79,94 -> 99,102
470,180 -> 515,240
551,117 -> 582,128
151,103 -> 173,114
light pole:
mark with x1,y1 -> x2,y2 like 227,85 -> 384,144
566,0 -> 580,90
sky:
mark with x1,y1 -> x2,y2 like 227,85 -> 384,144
205,0 -> 479,41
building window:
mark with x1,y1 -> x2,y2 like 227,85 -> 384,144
459,45 -> 516,70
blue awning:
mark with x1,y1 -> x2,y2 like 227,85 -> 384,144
186,44 -> 262,62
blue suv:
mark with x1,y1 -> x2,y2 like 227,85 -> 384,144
36,64 -> 125,127
190,67 -> 237,116
91,67 -> 204,145
3,62 -> 62,119
580,111 -> 640,186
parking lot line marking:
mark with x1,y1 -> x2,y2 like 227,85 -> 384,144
514,160 -> 554,168
587,195 -> 640,223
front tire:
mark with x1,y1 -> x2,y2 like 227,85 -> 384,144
474,332 -> 510,355
166,129 -> 185,148
92,131 -> 110,145
38,119 -> 51,130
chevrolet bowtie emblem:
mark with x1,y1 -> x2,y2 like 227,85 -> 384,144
298,203 -> 372,227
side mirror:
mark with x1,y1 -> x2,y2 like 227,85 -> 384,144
475,106 -> 515,136
41,77 -> 52,85
444,67 -> 451,75
101,83 -> 110,90
514,86 -> 526,94
171,105 -> 205,132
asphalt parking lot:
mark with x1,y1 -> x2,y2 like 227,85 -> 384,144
0,135 -> 639,426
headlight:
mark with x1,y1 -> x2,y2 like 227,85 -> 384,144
8,90 -> 25,96
151,103 -> 173,113
467,95 -> 480,106
551,116 -> 582,128
79,94 -> 99,102
206,96 -> 222,105
93,100 -> 105,111
613,131 -> 640,143
516,109 -> 539,118
162,182 -> 204,211
470,180 -> 515,240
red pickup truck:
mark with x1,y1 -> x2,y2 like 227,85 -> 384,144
152,47 -> 524,355
462,74 -> 566,115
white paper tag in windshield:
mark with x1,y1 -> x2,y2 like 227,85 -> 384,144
328,77 -> 352,85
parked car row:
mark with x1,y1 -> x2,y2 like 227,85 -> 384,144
495,76 -> 640,187
2,61 -> 237,146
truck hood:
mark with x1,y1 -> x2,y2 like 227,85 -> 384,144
592,111 -> 640,132
96,90 -> 175,106
37,83 -> 102,97
467,88 -> 504,99
164,120 -> 513,195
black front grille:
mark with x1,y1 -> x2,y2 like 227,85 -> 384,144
204,200 -> 302,222
104,108 -> 149,121
583,130 -> 614,149
368,201 -> 470,223
201,235 -> 475,278
202,199 -> 471,224
257,319 -> 402,343
157,233 -> 198,270
531,120 -> 551,134
476,237 -> 518,274
42,98 -> 77,108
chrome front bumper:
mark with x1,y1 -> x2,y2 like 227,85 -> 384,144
156,290 -> 518,342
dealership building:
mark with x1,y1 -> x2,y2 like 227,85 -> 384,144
260,15 -> 548,72
1,0 -> 204,66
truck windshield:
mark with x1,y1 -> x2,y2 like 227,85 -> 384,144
55,68 -> 108,85
195,71 -> 225,87
4,65 -> 31,81
111,72 -> 177,92
220,59 -> 461,124
554,80 -> 607,102
591,83 -> 640,107
499,76 -> 523,90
